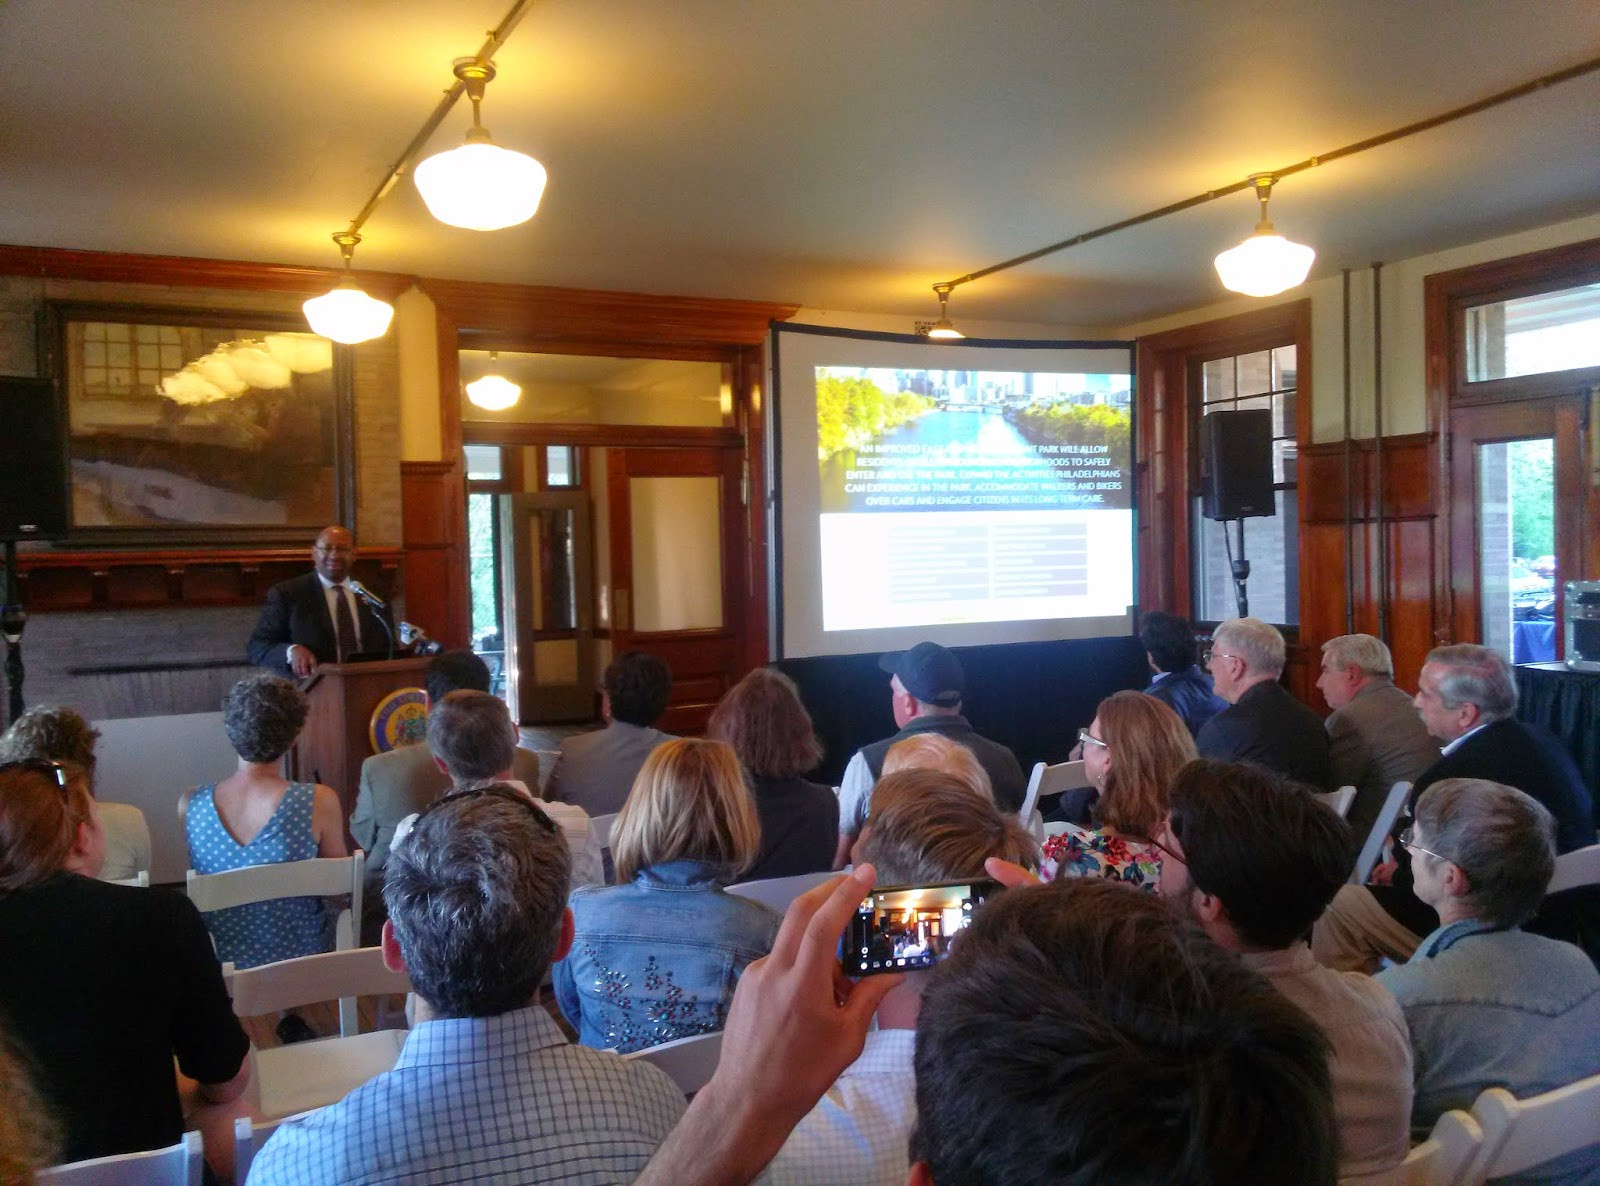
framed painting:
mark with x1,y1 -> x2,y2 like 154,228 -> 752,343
46,302 -> 355,544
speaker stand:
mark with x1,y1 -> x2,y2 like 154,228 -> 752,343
1223,518 -> 1251,619
1,540 -> 27,728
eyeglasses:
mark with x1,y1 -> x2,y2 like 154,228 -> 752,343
1076,726 -> 1109,750
1398,825 -> 1448,863
314,544 -> 354,555
0,758 -> 69,796
411,783 -> 559,836
1201,648 -> 1243,667
1146,821 -> 1186,866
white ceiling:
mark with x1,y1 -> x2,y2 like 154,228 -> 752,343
2,0 -> 1597,328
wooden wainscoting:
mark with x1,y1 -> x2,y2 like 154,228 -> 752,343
1299,432 -> 1440,704
400,460 -> 467,647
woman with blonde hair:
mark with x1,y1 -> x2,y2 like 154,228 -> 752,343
552,737 -> 781,1053
0,761 -> 248,1169
1041,690 -> 1195,889
707,667 -> 837,880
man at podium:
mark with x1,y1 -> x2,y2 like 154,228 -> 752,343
247,525 -> 394,678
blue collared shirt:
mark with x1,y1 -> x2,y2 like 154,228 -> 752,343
250,1005 -> 686,1185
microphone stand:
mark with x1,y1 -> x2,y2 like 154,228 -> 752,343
351,584 -> 396,660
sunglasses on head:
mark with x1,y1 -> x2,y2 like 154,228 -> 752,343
0,758 -> 69,796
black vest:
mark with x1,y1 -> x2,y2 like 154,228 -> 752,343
858,714 -> 1027,814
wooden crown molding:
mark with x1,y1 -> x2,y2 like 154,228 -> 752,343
0,244 -> 412,301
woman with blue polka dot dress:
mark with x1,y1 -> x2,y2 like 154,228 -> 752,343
182,676 -> 348,976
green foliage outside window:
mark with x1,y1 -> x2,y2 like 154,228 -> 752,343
817,375 -> 936,459
467,493 -> 500,642
1508,439 -> 1553,560
1011,401 -> 1131,454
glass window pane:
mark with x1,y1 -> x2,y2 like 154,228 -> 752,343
1465,282 -> 1600,382
1236,350 -> 1273,396
1273,391 -> 1296,438
467,493 -> 503,645
464,444 -> 502,481
546,445 -> 576,487
630,476 -> 723,632
1272,345 -> 1298,390
1191,490 -> 1299,626
1201,358 -> 1233,403
460,350 -> 726,426
1477,438 -> 1557,663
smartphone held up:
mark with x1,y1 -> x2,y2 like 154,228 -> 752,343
843,878 -> 1000,976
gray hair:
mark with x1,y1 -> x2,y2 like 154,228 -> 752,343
1414,778 -> 1555,928
1320,634 -> 1394,679
383,786 -> 572,1017
0,707 -> 101,781
427,690 -> 517,785
1212,617 -> 1286,677
1425,644 -> 1517,722
221,675 -> 307,763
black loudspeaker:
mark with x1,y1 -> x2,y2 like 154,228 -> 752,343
0,377 -> 69,540
1200,409 -> 1274,520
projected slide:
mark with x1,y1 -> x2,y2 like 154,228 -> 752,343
814,366 -> 1132,633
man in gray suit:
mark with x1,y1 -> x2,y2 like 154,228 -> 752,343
1316,635 -> 1439,842
548,651 -> 674,817
351,650 -> 539,942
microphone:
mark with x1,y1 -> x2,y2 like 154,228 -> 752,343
345,579 -> 386,608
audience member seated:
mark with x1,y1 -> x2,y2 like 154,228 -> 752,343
1376,778 -> 1600,1182
1138,610 -> 1228,736
548,650 -> 675,816
1040,690 -> 1193,889
879,733 -> 994,800
1316,633 -> 1440,841
1160,759 -> 1412,1182
707,666 -> 838,881
1315,644 -> 1595,973
553,738 -> 781,1053
351,649 -> 540,875
0,706 -> 151,882
760,770 -> 1034,1186
251,787 -> 686,1185
837,641 -> 1025,863
389,689 -> 603,889
1196,616 -> 1333,789
909,878 -> 1339,1185
0,1021 -> 58,1181
181,676 -> 347,982
0,761 -> 249,1168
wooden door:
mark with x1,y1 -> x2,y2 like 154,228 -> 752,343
607,446 -> 748,734
1447,394 -> 1587,659
501,491 -> 597,723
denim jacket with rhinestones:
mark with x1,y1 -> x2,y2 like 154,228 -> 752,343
552,859 -> 782,1054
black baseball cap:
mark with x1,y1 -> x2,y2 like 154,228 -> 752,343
879,641 -> 964,707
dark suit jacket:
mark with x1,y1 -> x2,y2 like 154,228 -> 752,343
1144,665 -> 1229,737
1325,679 -> 1441,844
1373,717 -> 1597,938
246,572 -> 393,677
1195,679 -> 1334,790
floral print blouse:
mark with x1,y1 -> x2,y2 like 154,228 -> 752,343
1040,822 -> 1162,890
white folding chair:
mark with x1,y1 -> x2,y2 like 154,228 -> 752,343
187,851 -> 365,958
1351,781 -> 1412,885
39,1131 -> 203,1186
1547,843 -> 1600,895
533,748 -> 561,796
727,869 -> 837,913
1460,1073 -> 1600,1186
623,1030 -> 722,1096
223,946 -> 412,1119
1315,785 -> 1357,819
233,1112 -> 305,1184
109,870 -> 151,887
590,812 -> 619,853
1392,1109 -> 1483,1186
1019,759 -> 1089,832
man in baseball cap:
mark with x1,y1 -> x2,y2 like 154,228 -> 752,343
833,641 -> 1026,865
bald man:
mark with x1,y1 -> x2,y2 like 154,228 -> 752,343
247,525 -> 394,678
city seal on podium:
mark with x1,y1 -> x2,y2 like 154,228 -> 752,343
369,687 -> 428,753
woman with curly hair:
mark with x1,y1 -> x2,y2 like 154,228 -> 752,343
181,676 -> 346,977
1040,690 -> 1195,890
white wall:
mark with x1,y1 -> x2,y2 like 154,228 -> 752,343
93,712 -> 238,884
1117,212 -> 1600,443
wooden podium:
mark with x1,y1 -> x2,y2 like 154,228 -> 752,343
288,657 -> 431,818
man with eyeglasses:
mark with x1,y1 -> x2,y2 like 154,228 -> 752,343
1376,778 -> 1600,1180
250,786 -> 686,1185
1194,617 -> 1332,790
1157,759 -> 1414,1183
247,525 -> 394,678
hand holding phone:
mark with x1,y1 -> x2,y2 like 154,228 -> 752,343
843,878 -> 1000,976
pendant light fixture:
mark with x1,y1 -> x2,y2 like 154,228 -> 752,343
465,352 -> 522,410
302,231 -> 395,344
414,59 -> 547,231
1213,174 -> 1316,298
924,284 -> 966,339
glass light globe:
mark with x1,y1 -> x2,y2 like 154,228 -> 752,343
302,281 -> 395,344
465,373 -> 522,411
1214,230 -> 1316,298
414,135 -> 547,231
926,319 -> 965,340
